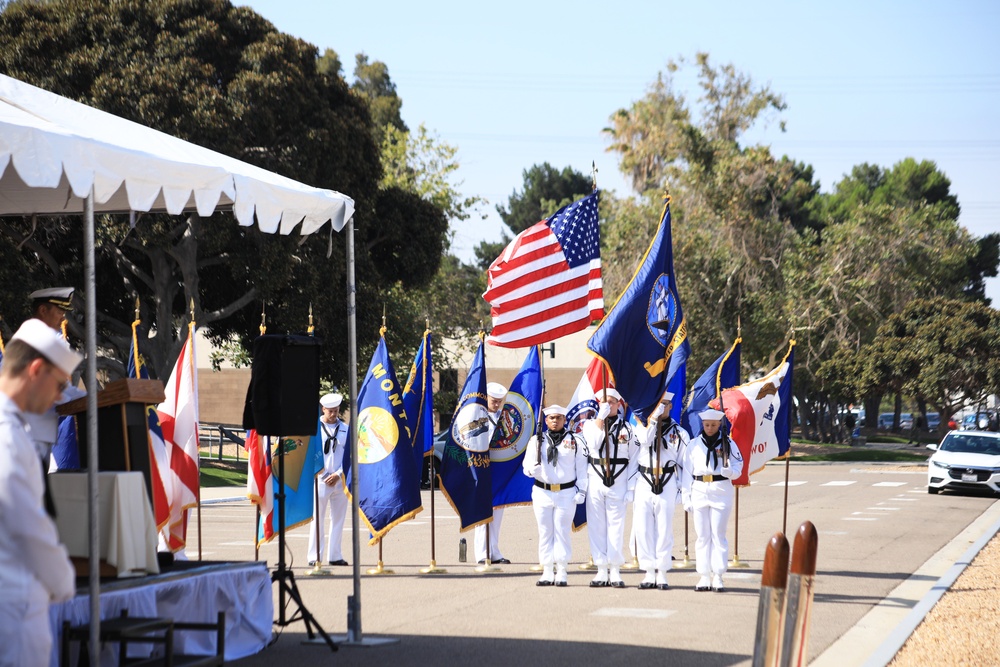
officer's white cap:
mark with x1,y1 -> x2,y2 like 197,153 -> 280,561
29,287 -> 74,309
660,391 -> 675,402
11,319 -> 82,377
595,388 -> 622,401
699,408 -> 724,421
486,382 -> 507,399
543,404 -> 567,417
320,393 -> 343,409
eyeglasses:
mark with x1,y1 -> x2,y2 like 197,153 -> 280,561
46,363 -> 70,393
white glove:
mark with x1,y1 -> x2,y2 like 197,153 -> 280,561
574,492 -> 586,505
683,503 -> 692,513
649,403 -> 665,422
527,464 -> 541,478
721,466 -> 733,478
624,490 -> 634,503
596,402 -> 611,420
681,494 -> 691,509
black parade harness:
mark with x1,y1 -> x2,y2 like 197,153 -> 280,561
639,421 -> 682,495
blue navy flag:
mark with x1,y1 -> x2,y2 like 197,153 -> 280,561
491,345 -> 542,509
345,335 -> 423,544
775,342 -> 794,457
402,329 -> 434,477
587,197 -> 690,424
438,338 -> 493,531
682,337 -> 742,437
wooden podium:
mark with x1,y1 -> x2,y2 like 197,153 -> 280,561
57,378 -> 166,506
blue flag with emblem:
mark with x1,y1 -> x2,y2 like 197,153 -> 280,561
682,337 -> 742,438
588,196 -> 689,424
402,329 -> 434,478
345,334 -> 423,544
438,338 -> 493,531
775,342 -> 794,457
491,345 -> 542,509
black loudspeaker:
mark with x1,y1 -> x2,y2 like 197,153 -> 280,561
242,334 -> 322,436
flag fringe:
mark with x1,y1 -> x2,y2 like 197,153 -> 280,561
436,479 -> 493,533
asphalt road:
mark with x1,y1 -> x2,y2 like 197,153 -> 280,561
187,461 -> 999,666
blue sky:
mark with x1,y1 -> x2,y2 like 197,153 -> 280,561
242,0 -> 999,303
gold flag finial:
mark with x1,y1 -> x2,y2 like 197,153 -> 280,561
308,303 -> 315,336
259,303 -> 267,336
591,161 -> 598,191
134,297 -> 140,323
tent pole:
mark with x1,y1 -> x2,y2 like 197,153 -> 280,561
346,217 -> 362,642
84,190 -> 101,666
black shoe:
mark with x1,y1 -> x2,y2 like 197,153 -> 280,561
536,579 -> 553,587
494,558 -> 511,564
478,559 -> 486,565
638,581 -> 656,590
555,580 -> 568,587
694,585 -> 711,592
307,561 -> 318,567
328,559 -> 348,566
713,586 -> 726,593
610,581 -> 626,588
589,580 -> 608,588
657,583 -> 670,590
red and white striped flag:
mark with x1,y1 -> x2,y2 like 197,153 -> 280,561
244,428 -> 274,545
156,324 -> 200,552
483,191 -> 602,347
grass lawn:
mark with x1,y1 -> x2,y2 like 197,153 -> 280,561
200,460 -> 248,487
792,450 -> 928,463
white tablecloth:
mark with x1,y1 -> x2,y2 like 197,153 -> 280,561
50,471 -> 160,577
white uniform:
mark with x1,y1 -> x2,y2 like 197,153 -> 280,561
308,417 -> 349,564
474,409 -> 505,563
581,413 -> 638,571
522,429 -> 587,571
680,432 -> 744,586
634,419 -> 689,582
0,392 -> 76,667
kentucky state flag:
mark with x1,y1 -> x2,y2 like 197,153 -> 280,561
588,196 -> 689,425
345,334 -> 423,544
438,338 -> 493,531
491,345 -> 542,509
682,337 -> 742,438
402,329 -> 434,478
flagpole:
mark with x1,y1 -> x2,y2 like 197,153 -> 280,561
307,478 -> 330,575
367,538 -> 394,575
531,344 -> 546,573
421,324 -> 445,575
254,506 -> 260,562
189,300 -> 203,562
346,216 -> 363,643
475,325 -> 501,574
730,487 -> 748,567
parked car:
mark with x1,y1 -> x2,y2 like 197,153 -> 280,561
899,413 -> 913,431
926,412 -> 940,431
926,430 -> 1000,496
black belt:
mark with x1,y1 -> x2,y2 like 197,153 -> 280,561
639,464 -> 675,475
589,456 -> 629,466
639,463 -> 676,495
534,479 -> 577,492
697,474 -> 727,482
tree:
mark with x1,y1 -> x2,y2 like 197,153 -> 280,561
352,52 -> 406,145
0,0 -> 447,386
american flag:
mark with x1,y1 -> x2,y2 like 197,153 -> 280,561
483,191 -> 603,347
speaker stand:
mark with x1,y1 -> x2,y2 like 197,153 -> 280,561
270,436 -> 337,652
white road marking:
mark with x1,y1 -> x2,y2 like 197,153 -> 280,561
866,507 -> 900,511
219,541 -> 255,546
842,517 -> 878,521
872,482 -> 908,487
770,481 -> 808,487
593,608 -> 677,619
822,481 -> 857,486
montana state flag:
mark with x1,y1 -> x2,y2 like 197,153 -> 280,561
344,334 -> 423,544
587,196 -> 689,424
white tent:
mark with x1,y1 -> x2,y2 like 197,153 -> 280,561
0,72 -> 364,658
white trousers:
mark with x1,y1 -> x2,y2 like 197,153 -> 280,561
634,478 -> 678,572
586,482 -> 628,566
474,507 -> 505,561
531,486 -> 576,566
308,477 -> 347,562
690,480 -> 734,576
0,590 -> 50,667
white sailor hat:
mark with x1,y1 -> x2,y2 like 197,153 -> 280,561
699,408 -> 725,421
29,287 -> 74,310
595,388 -> 622,402
320,393 -> 343,409
543,404 -> 568,417
11,319 -> 83,377
486,382 -> 507,399
660,391 -> 675,402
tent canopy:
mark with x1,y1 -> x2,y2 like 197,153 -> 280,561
0,73 -> 354,233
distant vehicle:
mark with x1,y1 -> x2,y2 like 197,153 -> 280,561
878,412 -> 913,430
899,413 -> 913,431
962,412 -> 997,431
878,413 -> 895,429
926,430 -> 1000,496
926,412 -> 940,431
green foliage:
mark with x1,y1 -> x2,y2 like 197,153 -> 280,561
352,52 -> 406,144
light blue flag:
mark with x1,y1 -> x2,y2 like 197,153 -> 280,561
439,338 -> 493,531
402,329 -> 434,478
682,338 -> 742,437
491,345 -> 542,508
587,197 -> 690,424
344,334 -> 423,543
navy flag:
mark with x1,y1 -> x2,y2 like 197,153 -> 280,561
345,334 -> 423,544
491,345 -> 542,509
682,337 -> 742,438
587,196 -> 690,424
402,328 -> 434,477
438,338 -> 493,531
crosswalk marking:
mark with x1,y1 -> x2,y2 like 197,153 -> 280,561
770,481 -> 808,487
872,482 -> 908,487
843,517 -> 878,521
593,608 -> 677,619
822,481 -> 857,486
866,507 -> 900,511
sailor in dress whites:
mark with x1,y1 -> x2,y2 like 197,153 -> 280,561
474,382 -> 510,564
680,408 -> 743,592
522,405 -> 588,586
634,391 -> 690,589
308,393 -> 350,566
581,388 -> 639,588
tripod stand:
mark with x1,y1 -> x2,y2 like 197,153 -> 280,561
269,435 -> 337,652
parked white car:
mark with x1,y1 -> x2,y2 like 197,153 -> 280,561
926,431 -> 1000,496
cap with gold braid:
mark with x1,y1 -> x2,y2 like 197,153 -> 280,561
29,287 -> 74,311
